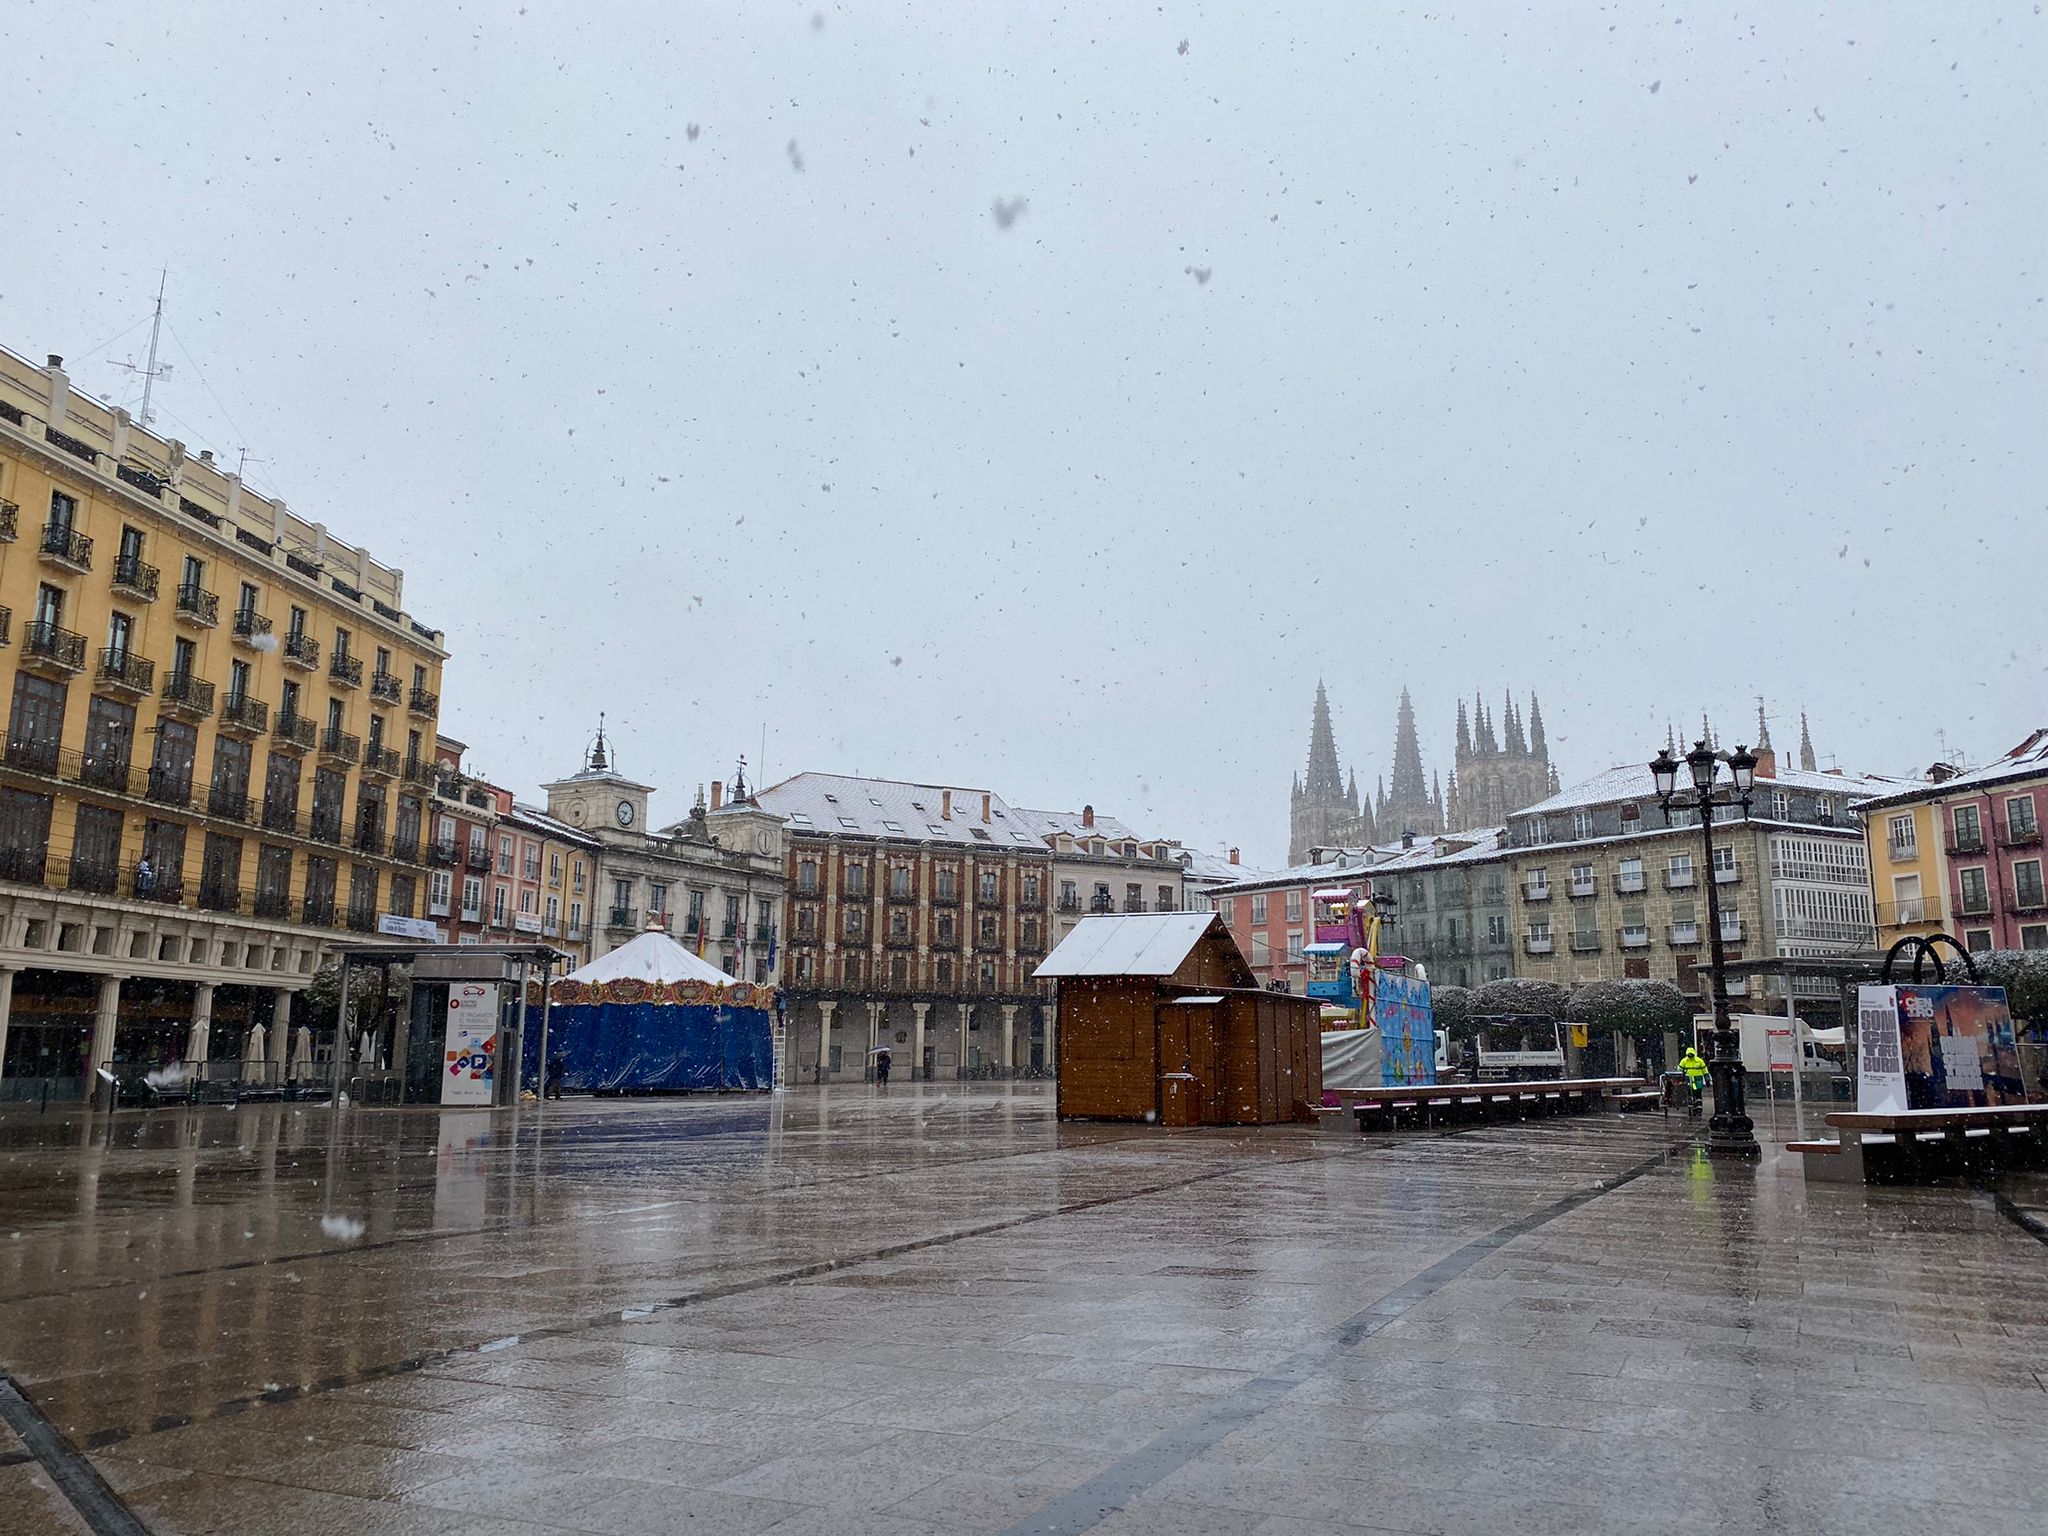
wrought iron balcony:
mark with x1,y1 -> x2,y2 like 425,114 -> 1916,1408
232,607 -> 273,645
22,620 -> 86,675
253,888 -> 291,919
329,654 -> 363,688
134,866 -> 184,904
607,906 -> 639,931
360,744 -> 400,778
1946,833 -> 1986,856
408,685 -> 438,716
0,606 -> 10,646
272,712 -> 316,751
94,647 -> 154,696
1665,869 -> 1697,889
2009,886 -> 2048,916
308,807 -> 344,845
302,894 -> 337,927
402,756 -> 438,788
281,630 -> 319,669
38,522 -> 92,571
428,839 -> 459,866
198,879 -> 242,914
207,785 -> 253,823
219,694 -> 269,734
1523,933 -> 1553,954
1524,883 -> 1551,902
0,500 -> 15,541
1669,921 -> 1700,945
174,583 -> 219,627
318,727 -> 360,765
464,845 -> 491,872
1617,925 -> 1651,949
159,671 -> 216,719
1887,838 -> 1921,863
369,671 -> 402,704
111,555 -> 160,601
1998,819 -> 2043,850
66,856 -> 121,896
352,827 -> 386,857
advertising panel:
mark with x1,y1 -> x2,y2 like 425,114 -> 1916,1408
442,982 -> 499,1106
1856,983 -> 2029,1112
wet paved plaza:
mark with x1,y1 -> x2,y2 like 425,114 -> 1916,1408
2,1085 -> 2046,1536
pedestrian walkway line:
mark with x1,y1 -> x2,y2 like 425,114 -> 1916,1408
997,1150 -> 1669,1536
56,1132 -> 1371,1454
0,1374 -> 152,1536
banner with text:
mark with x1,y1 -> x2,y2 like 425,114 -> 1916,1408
442,982 -> 499,1106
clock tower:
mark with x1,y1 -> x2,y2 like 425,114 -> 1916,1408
543,719 -> 653,841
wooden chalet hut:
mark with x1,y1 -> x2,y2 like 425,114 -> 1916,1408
1037,913 -> 1321,1126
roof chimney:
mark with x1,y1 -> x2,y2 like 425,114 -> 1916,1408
942,789 -> 952,819
710,781 -> 724,811
198,448 -> 213,463
1752,745 -> 1777,781
1228,848 -> 1239,865
46,355 -> 62,369
981,792 -> 991,823
1081,804 -> 1094,829
1927,761 -> 1959,784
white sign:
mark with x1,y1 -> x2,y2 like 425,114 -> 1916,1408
513,912 -> 542,935
379,914 -> 444,942
1765,1025 -> 1797,1072
442,982 -> 499,1106
1856,985 -> 1906,1113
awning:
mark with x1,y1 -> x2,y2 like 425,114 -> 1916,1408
1303,942 -> 1349,956
1166,994 -> 1225,1005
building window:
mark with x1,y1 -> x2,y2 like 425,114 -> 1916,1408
2015,860 -> 2046,912
979,912 -> 998,943
2007,796 -> 2040,843
1219,896 -> 1234,925
428,869 -> 453,916
890,864 -> 912,898
1616,857 -> 1644,892
936,867 -> 957,901
1525,867 -> 1549,897
1712,846 -> 1737,880
2021,925 -> 2048,951
549,852 -> 562,886
978,870 -> 999,903
498,835 -> 514,875
1286,930 -> 1304,963
1250,933 -> 1269,966
845,863 -> 867,897
1486,913 -> 1507,944
844,953 -> 863,986
1570,809 -> 1592,838
891,953 -> 909,987
937,912 -> 956,944
890,908 -> 910,941
493,885 -> 508,924
1158,885 -> 1174,911
796,905 -> 816,937
1887,814 -> 1918,861
936,956 -> 953,986
1022,918 -> 1040,948
844,906 -> 866,940
1953,804 -> 1983,851
1957,867 -> 1989,916
1570,863 -> 1594,894
1965,928 -> 1993,953
461,877 -> 482,919
798,859 -> 819,895
1770,790 -> 1789,820
1250,894 -> 1267,925
1285,889 -> 1303,922
648,882 -> 669,917
1023,872 -> 1040,903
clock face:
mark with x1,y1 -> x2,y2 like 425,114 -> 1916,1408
616,800 -> 636,827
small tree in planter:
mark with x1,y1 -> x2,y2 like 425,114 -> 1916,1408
1469,977 -> 1570,1021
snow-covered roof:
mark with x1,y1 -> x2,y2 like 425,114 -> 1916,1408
755,771 -> 1042,848
1853,729 -> 2048,811
1177,846 -> 1268,884
1511,762 -> 1904,819
563,929 -> 740,987
1034,912 -> 1229,978
503,800 -> 603,848
1205,827 -> 1509,896
1012,806 -> 1141,847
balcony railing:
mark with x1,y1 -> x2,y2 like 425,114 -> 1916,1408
39,522 -> 92,570
607,907 -> 639,931
1569,932 -> 1601,952
1523,934 -> 1554,954
111,555 -> 160,600
1887,839 -> 1920,863
219,694 -> 269,734
0,845 -> 49,883
2010,886 -> 2048,916
232,607 -> 272,644
1713,863 -> 1740,884
273,712 -> 315,751
1055,896 -> 1081,913
1524,883 -> 1551,902
1998,819 -> 2043,850
0,606 -> 9,646
1876,899 -> 1929,926
1613,873 -> 1646,894
144,767 -> 193,808
1946,833 -> 1986,856
206,785 -> 253,822
253,889 -> 291,919
1956,890 -> 1992,917
135,867 -> 184,905
302,895 -> 337,927
408,685 -> 439,716
174,583 -> 219,627
282,631 -> 319,669
361,744 -> 400,778
428,839 -> 459,866
0,500 -> 15,541
1088,896 -> 1114,914
1123,898 -> 1147,913
460,845 -> 489,873
94,648 -> 154,696
1777,917 -> 1877,945
22,621 -> 86,673
402,756 -> 438,788
352,827 -> 386,857
369,671 -> 403,704
1618,926 -> 1650,949
66,856 -> 121,896
198,880 -> 242,914
160,672 -> 216,719
1720,919 -> 1745,941
1669,922 -> 1699,945
329,654 -> 363,687
1665,868 -> 1696,889
1568,878 -> 1597,898
319,728 -> 360,765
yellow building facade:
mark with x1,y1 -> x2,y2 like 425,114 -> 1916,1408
1861,800 -> 1949,952
0,345 -> 446,1096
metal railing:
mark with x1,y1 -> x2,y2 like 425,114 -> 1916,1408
174,583 -> 219,626
607,907 -> 638,930
160,671 -> 215,717
1665,868 -> 1696,888
233,607 -> 272,642
2010,886 -> 2048,915
282,631 -> 319,667
1524,934 -> 1553,953
273,711 -> 316,749
1669,922 -> 1699,944
319,727 -> 360,764
408,685 -> 438,715
1524,883 -> 1551,901
1998,818 -> 2043,850
95,647 -> 154,693
361,744 -> 400,776
23,620 -> 86,670
220,694 -> 269,733
112,554 -> 160,599
329,654 -> 363,687
39,522 -> 93,568
369,671 -> 403,703
1946,832 -> 1986,856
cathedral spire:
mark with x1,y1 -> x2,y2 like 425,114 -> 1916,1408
1384,687 -> 1441,835
1346,769 -> 1359,812
1456,698 -> 1472,758
1799,710 -> 1816,772
1528,693 -> 1547,756
1475,695 -> 1498,754
1755,697 -> 1774,753
1303,681 -> 1345,800
1503,691 -> 1526,755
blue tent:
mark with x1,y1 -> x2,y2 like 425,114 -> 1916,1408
527,931 -> 773,1092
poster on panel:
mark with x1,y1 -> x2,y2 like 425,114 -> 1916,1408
442,982 -> 499,1106
1373,970 -> 1437,1087
1857,983 -> 2031,1111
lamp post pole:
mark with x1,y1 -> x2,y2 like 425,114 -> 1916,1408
1652,740 -> 1760,1160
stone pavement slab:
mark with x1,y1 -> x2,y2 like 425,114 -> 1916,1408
1,1085 -> 2045,1535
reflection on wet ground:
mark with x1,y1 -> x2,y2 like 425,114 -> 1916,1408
1,1086 -> 2044,1535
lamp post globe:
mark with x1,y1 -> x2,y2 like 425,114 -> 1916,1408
1649,748 -> 1680,801
1685,739 -> 1719,794
1727,743 -> 1759,796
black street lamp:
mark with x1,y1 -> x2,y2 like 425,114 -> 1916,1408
1649,738 -> 1761,1159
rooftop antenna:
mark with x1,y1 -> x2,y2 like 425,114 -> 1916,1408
107,269 -> 172,428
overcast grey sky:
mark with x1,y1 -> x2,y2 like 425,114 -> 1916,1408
4,3 -> 2041,866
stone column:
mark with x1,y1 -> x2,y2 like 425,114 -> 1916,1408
817,1000 -> 837,1082
911,1002 -> 929,1081
1000,1004 -> 1017,1080
187,982 -> 216,1067
89,975 -> 121,1106
958,1001 -> 971,1080
0,966 -> 15,1096
270,988 -> 293,1075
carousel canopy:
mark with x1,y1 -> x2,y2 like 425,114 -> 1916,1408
563,929 -> 742,988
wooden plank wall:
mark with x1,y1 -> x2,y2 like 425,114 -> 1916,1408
1055,977 -> 1159,1120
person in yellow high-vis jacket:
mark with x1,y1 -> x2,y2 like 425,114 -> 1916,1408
1678,1045 -> 1708,1115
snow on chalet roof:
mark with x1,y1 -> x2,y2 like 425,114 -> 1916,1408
754,772 -> 1040,847
563,929 -> 740,987
1852,729 -> 2048,811
1034,912 -> 1227,979
1205,827 -> 1509,897
1510,762 -> 1904,820
1011,806 -> 1141,846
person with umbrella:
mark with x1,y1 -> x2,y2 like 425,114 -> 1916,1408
873,1044 -> 892,1088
